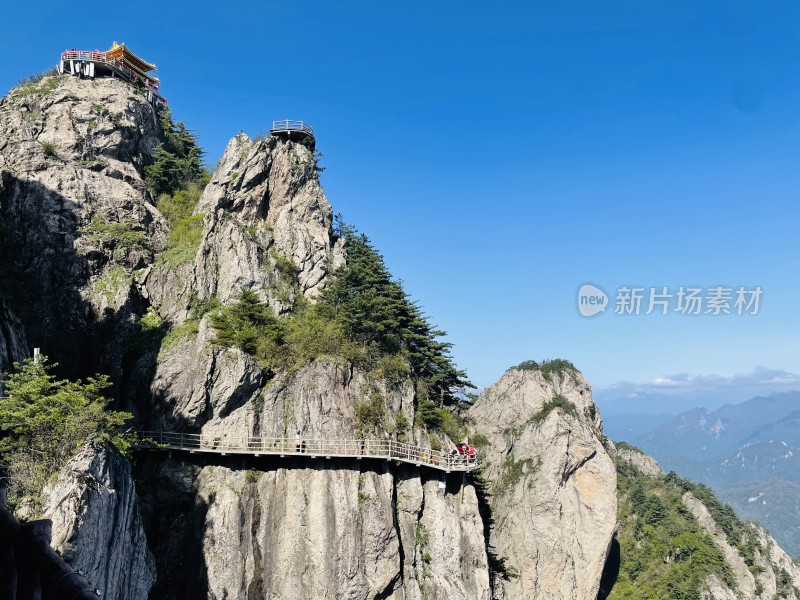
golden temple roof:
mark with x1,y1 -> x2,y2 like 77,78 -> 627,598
106,42 -> 159,83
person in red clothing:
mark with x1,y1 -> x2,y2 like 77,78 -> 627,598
468,444 -> 476,463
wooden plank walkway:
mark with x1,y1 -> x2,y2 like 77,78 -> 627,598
137,431 -> 479,473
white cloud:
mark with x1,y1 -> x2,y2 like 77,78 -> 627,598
595,367 -> 800,414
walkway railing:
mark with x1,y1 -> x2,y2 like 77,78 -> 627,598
270,120 -> 314,136
137,431 -> 478,473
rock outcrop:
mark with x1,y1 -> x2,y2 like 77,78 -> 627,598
613,442 -> 663,477
42,445 -> 156,600
142,131 -> 344,327
469,365 -> 618,600
0,75 -> 164,381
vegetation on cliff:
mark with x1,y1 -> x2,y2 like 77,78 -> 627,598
606,448 -> 800,599
0,357 -> 131,515
145,108 -> 205,197
604,458 -> 734,599
148,108 -> 210,265
207,221 -> 472,435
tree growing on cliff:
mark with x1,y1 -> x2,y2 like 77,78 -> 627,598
145,108 -> 205,197
0,357 -> 132,515
322,221 -> 473,406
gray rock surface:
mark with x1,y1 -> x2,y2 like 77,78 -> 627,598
469,366 -> 618,600
143,131 -> 344,326
138,457 -> 489,600
42,444 -> 156,600
0,75 -> 165,380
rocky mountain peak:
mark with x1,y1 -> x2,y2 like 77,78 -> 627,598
469,360 -> 617,599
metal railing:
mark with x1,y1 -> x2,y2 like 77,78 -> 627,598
137,431 -> 478,472
270,120 -> 314,136
61,50 -> 161,91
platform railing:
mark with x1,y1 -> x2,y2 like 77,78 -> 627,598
270,120 -> 314,136
137,430 -> 478,472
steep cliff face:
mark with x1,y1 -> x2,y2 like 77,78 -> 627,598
0,75 -> 164,381
135,130 -> 346,432
42,445 -> 156,600
137,457 -> 489,600
142,130 -> 344,323
469,364 -> 618,600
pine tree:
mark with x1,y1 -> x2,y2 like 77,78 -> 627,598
321,220 -> 473,405
0,357 -> 132,514
144,108 -> 205,196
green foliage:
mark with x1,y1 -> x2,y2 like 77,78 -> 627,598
663,472 -> 764,572
494,455 -> 539,495
155,173 -> 209,267
94,266 -> 133,306
415,522 -> 429,546
269,248 -> 300,279
0,357 -> 132,515
82,216 -> 147,250
134,299 -> 217,362
17,68 -> 59,86
322,219 -> 473,405
158,213 -> 204,266
530,395 -> 577,424
207,220 -> 472,439
39,140 -> 60,159
244,469 -> 258,484
209,290 -> 358,373
127,307 -> 166,354
210,290 -> 282,357
414,398 -> 465,441
504,395 -> 578,441
510,358 -> 580,384
312,150 -> 325,174
158,319 -> 200,359
79,158 -> 109,169
156,178 -> 206,227
354,395 -> 385,435
144,108 -> 205,196
14,73 -> 60,97
604,460 -> 736,600
472,433 -> 490,449
394,412 -> 410,432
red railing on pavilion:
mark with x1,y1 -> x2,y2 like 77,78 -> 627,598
61,50 -> 160,91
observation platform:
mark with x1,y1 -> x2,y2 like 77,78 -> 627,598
269,120 -> 316,149
136,431 -> 479,473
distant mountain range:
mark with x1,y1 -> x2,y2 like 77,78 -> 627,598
604,391 -> 800,557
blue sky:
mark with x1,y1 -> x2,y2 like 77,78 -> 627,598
2,1 -> 798,411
